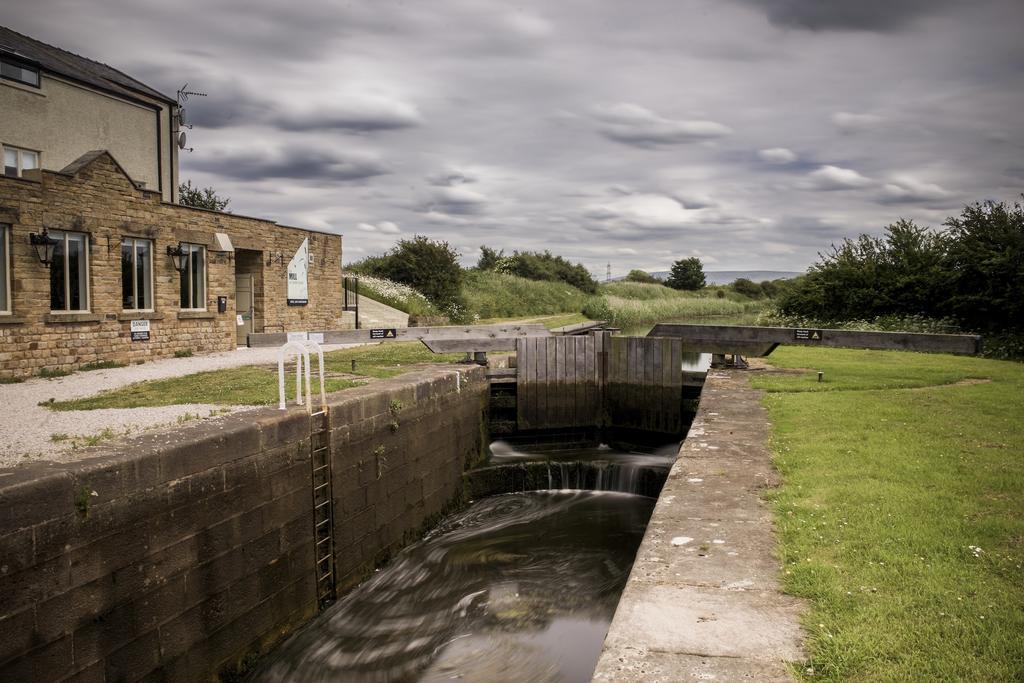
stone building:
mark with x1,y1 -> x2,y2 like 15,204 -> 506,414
0,151 -> 349,379
1,25 -> 180,202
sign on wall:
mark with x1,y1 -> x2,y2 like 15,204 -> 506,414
794,328 -> 822,342
287,238 -> 309,306
130,319 -> 150,342
370,328 -> 398,340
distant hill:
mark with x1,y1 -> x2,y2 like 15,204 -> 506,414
641,270 -> 803,285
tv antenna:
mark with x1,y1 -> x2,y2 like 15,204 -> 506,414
175,84 -> 206,153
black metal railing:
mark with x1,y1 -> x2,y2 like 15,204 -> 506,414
343,276 -> 360,329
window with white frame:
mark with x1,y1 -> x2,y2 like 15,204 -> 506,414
3,145 -> 39,178
121,237 -> 153,310
49,230 -> 89,312
179,243 -> 206,310
0,224 -> 10,314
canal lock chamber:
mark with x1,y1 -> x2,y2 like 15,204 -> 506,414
252,352 -> 704,683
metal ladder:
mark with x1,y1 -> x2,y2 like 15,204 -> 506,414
310,408 -> 336,610
277,340 -> 336,609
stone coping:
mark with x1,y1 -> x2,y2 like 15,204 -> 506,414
591,369 -> 805,682
0,364 -> 484,535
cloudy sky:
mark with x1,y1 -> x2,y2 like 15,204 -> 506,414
8,0 -> 1024,276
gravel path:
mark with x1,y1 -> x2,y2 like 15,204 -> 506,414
0,344 -> 360,468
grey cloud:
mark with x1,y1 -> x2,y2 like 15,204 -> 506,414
758,147 -> 798,164
803,165 -> 875,191
590,103 -> 732,148
416,186 -> 489,216
5,0 -> 1021,275
190,146 -> 390,182
271,98 -> 423,132
734,0 -> 958,31
875,178 -> 954,205
426,171 -> 477,187
832,112 -> 885,133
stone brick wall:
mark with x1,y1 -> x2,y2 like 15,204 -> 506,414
0,365 -> 487,681
0,151 -> 346,379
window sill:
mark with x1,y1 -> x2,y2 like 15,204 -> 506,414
0,316 -> 25,325
118,312 -> 165,321
44,313 -> 102,324
178,311 -> 215,320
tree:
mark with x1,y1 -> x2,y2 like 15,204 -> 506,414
477,246 -> 504,271
626,269 -> 661,284
776,219 -> 947,322
665,257 -> 706,290
178,180 -> 230,212
942,198 -> 1024,332
374,235 -> 464,311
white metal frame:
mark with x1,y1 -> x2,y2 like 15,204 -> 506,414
48,229 -> 90,313
0,224 -> 9,314
179,242 -> 207,311
278,339 -> 327,412
121,236 -> 154,312
2,144 -> 40,177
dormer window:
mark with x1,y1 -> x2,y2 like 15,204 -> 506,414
0,56 -> 39,87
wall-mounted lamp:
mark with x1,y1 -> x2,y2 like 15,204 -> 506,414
167,243 -> 188,273
29,229 -> 58,267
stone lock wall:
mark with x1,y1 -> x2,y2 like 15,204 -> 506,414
0,365 -> 487,681
0,151 -> 346,379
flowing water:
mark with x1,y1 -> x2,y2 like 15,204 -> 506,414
253,441 -> 675,683
482,439 -> 679,497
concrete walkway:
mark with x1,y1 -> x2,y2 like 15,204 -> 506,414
0,343 -> 359,467
357,294 -> 409,328
592,369 -> 805,681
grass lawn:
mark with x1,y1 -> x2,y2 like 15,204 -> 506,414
49,342 -> 463,410
754,347 -> 1024,681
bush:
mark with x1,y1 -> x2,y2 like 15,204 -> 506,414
625,269 -> 661,284
349,235 -> 466,314
731,278 -> 762,298
776,200 -> 1024,335
477,248 -> 599,294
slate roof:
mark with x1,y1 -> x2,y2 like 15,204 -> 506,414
0,25 -> 176,105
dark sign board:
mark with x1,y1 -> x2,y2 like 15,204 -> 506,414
218,296 -> 228,313
287,299 -> 308,306
370,328 -> 398,340
794,328 -> 822,342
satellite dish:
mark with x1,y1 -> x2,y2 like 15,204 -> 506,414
177,131 -> 187,149
177,107 -> 187,127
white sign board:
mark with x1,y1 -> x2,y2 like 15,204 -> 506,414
309,332 -> 325,344
130,319 -> 150,342
287,331 -> 308,343
287,238 -> 309,306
